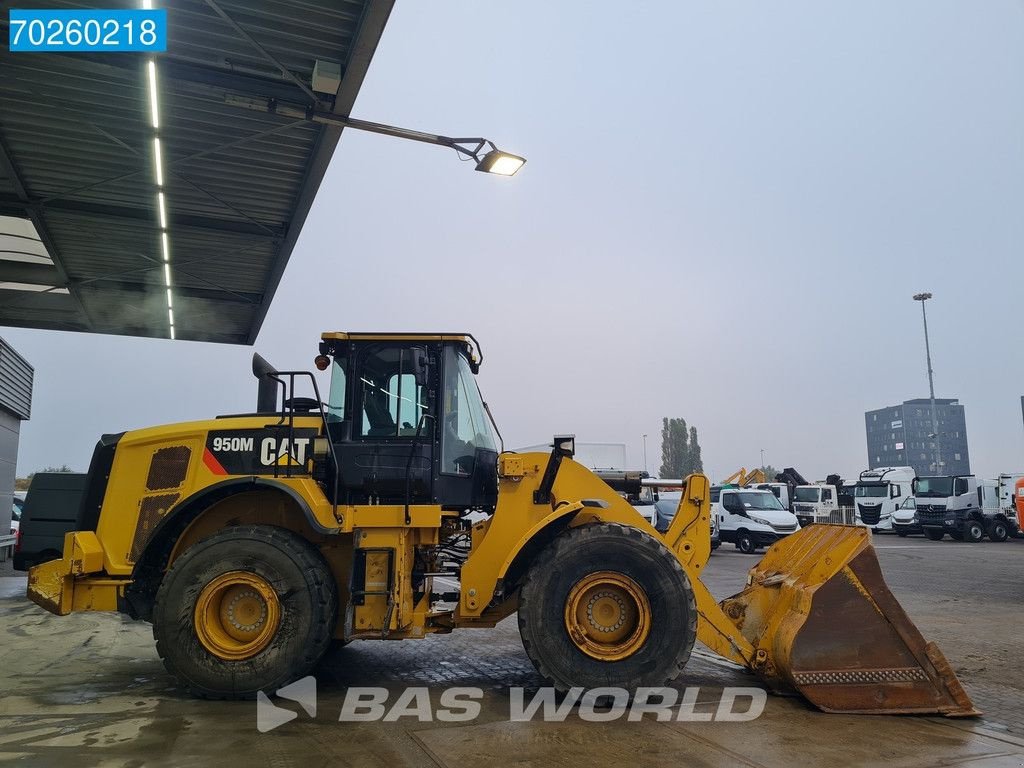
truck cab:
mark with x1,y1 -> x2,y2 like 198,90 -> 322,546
854,467 -> 916,532
997,473 -> 1024,538
1016,477 -> 1024,536
915,475 -> 1013,542
714,487 -> 800,554
591,469 -> 658,528
751,482 -> 792,511
791,484 -> 840,526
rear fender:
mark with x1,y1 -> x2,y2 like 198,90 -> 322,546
125,478 -> 333,620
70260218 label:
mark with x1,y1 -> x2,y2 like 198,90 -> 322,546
8,9 -> 167,53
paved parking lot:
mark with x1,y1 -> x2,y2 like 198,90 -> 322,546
0,534 -> 1022,767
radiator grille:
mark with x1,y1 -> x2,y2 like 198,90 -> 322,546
858,504 -> 881,526
129,493 -> 179,562
146,446 -> 191,490
917,509 -> 947,525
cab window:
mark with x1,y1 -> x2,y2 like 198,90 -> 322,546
441,346 -> 496,474
356,346 -> 430,438
326,357 -> 347,421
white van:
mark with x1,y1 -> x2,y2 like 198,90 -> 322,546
714,487 -> 800,554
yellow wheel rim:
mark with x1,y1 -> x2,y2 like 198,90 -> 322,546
194,571 -> 281,661
564,571 -> 651,661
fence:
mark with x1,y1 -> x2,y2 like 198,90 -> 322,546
827,507 -> 858,525
0,533 -> 16,562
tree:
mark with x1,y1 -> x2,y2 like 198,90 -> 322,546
659,418 -> 703,478
760,465 -> 780,482
686,426 -> 704,476
659,417 -> 687,478
15,464 -> 75,491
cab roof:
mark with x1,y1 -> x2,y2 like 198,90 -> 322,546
319,332 -> 483,370
321,332 -> 474,343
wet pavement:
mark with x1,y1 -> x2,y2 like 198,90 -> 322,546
0,535 -> 1021,767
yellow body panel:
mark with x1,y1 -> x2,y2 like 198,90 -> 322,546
92,415 -> 326,575
27,532 -> 124,615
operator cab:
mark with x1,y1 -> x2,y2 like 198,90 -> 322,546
317,333 -> 499,511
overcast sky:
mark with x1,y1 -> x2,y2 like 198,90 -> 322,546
4,0 -> 1024,482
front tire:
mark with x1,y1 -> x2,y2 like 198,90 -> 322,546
736,530 -> 758,554
153,525 -> 337,699
518,522 -> 697,692
924,529 -> 945,541
896,529 -> 908,538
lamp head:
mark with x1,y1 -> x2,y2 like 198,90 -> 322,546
475,149 -> 526,176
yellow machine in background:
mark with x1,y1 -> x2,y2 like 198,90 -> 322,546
722,467 -> 767,486
27,332 -> 977,715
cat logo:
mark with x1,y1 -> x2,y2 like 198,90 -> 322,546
260,436 -> 311,467
204,428 -> 319,476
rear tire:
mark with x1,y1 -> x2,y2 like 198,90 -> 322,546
924,529 -> 945,541
986,520 -> 1008,542
153,525 -> 337,699
518,522 -> 697,692
736,531 -> 758,554
963,520 -> 984,543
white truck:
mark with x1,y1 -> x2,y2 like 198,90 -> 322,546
853,467 -> 916,532
915,475 -> 1014,542
997,473 -> 1024,537
791,483 -> 845,527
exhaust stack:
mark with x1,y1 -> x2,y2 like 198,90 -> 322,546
252,353 -> 279,413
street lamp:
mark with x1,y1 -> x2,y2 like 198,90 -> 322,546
913,292 -> 942,474
642,434 -> 648,474
475,147 -> 527,176
225,95 -> 526,176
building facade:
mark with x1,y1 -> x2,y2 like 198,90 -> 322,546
0,337 -> 33,535
865,398 -> 970,476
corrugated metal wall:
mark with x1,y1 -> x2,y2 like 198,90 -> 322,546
0,336 -> 33,421
0,337 -> 31,540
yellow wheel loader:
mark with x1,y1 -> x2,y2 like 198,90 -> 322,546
28,332 -> 977,715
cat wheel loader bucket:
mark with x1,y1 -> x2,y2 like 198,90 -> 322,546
719,525 -> 979,716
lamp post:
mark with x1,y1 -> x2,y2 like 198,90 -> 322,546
760,448 -> 765,472
913,292 -> 941,473
642,434 -> 648,474
224,95 -> 526,175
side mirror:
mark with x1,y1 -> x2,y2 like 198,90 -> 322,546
412,348 -> 430,388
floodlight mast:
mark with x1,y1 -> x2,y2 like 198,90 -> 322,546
912,292 -> 941,474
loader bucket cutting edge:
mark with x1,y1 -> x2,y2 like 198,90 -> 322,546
718,525 -> 979,717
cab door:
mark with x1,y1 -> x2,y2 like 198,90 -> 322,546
718,490 -> 740,538
331,343 -> 438,505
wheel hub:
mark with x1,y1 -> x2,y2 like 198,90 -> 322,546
564,571 -> 651,661
194,571 -> 281,660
